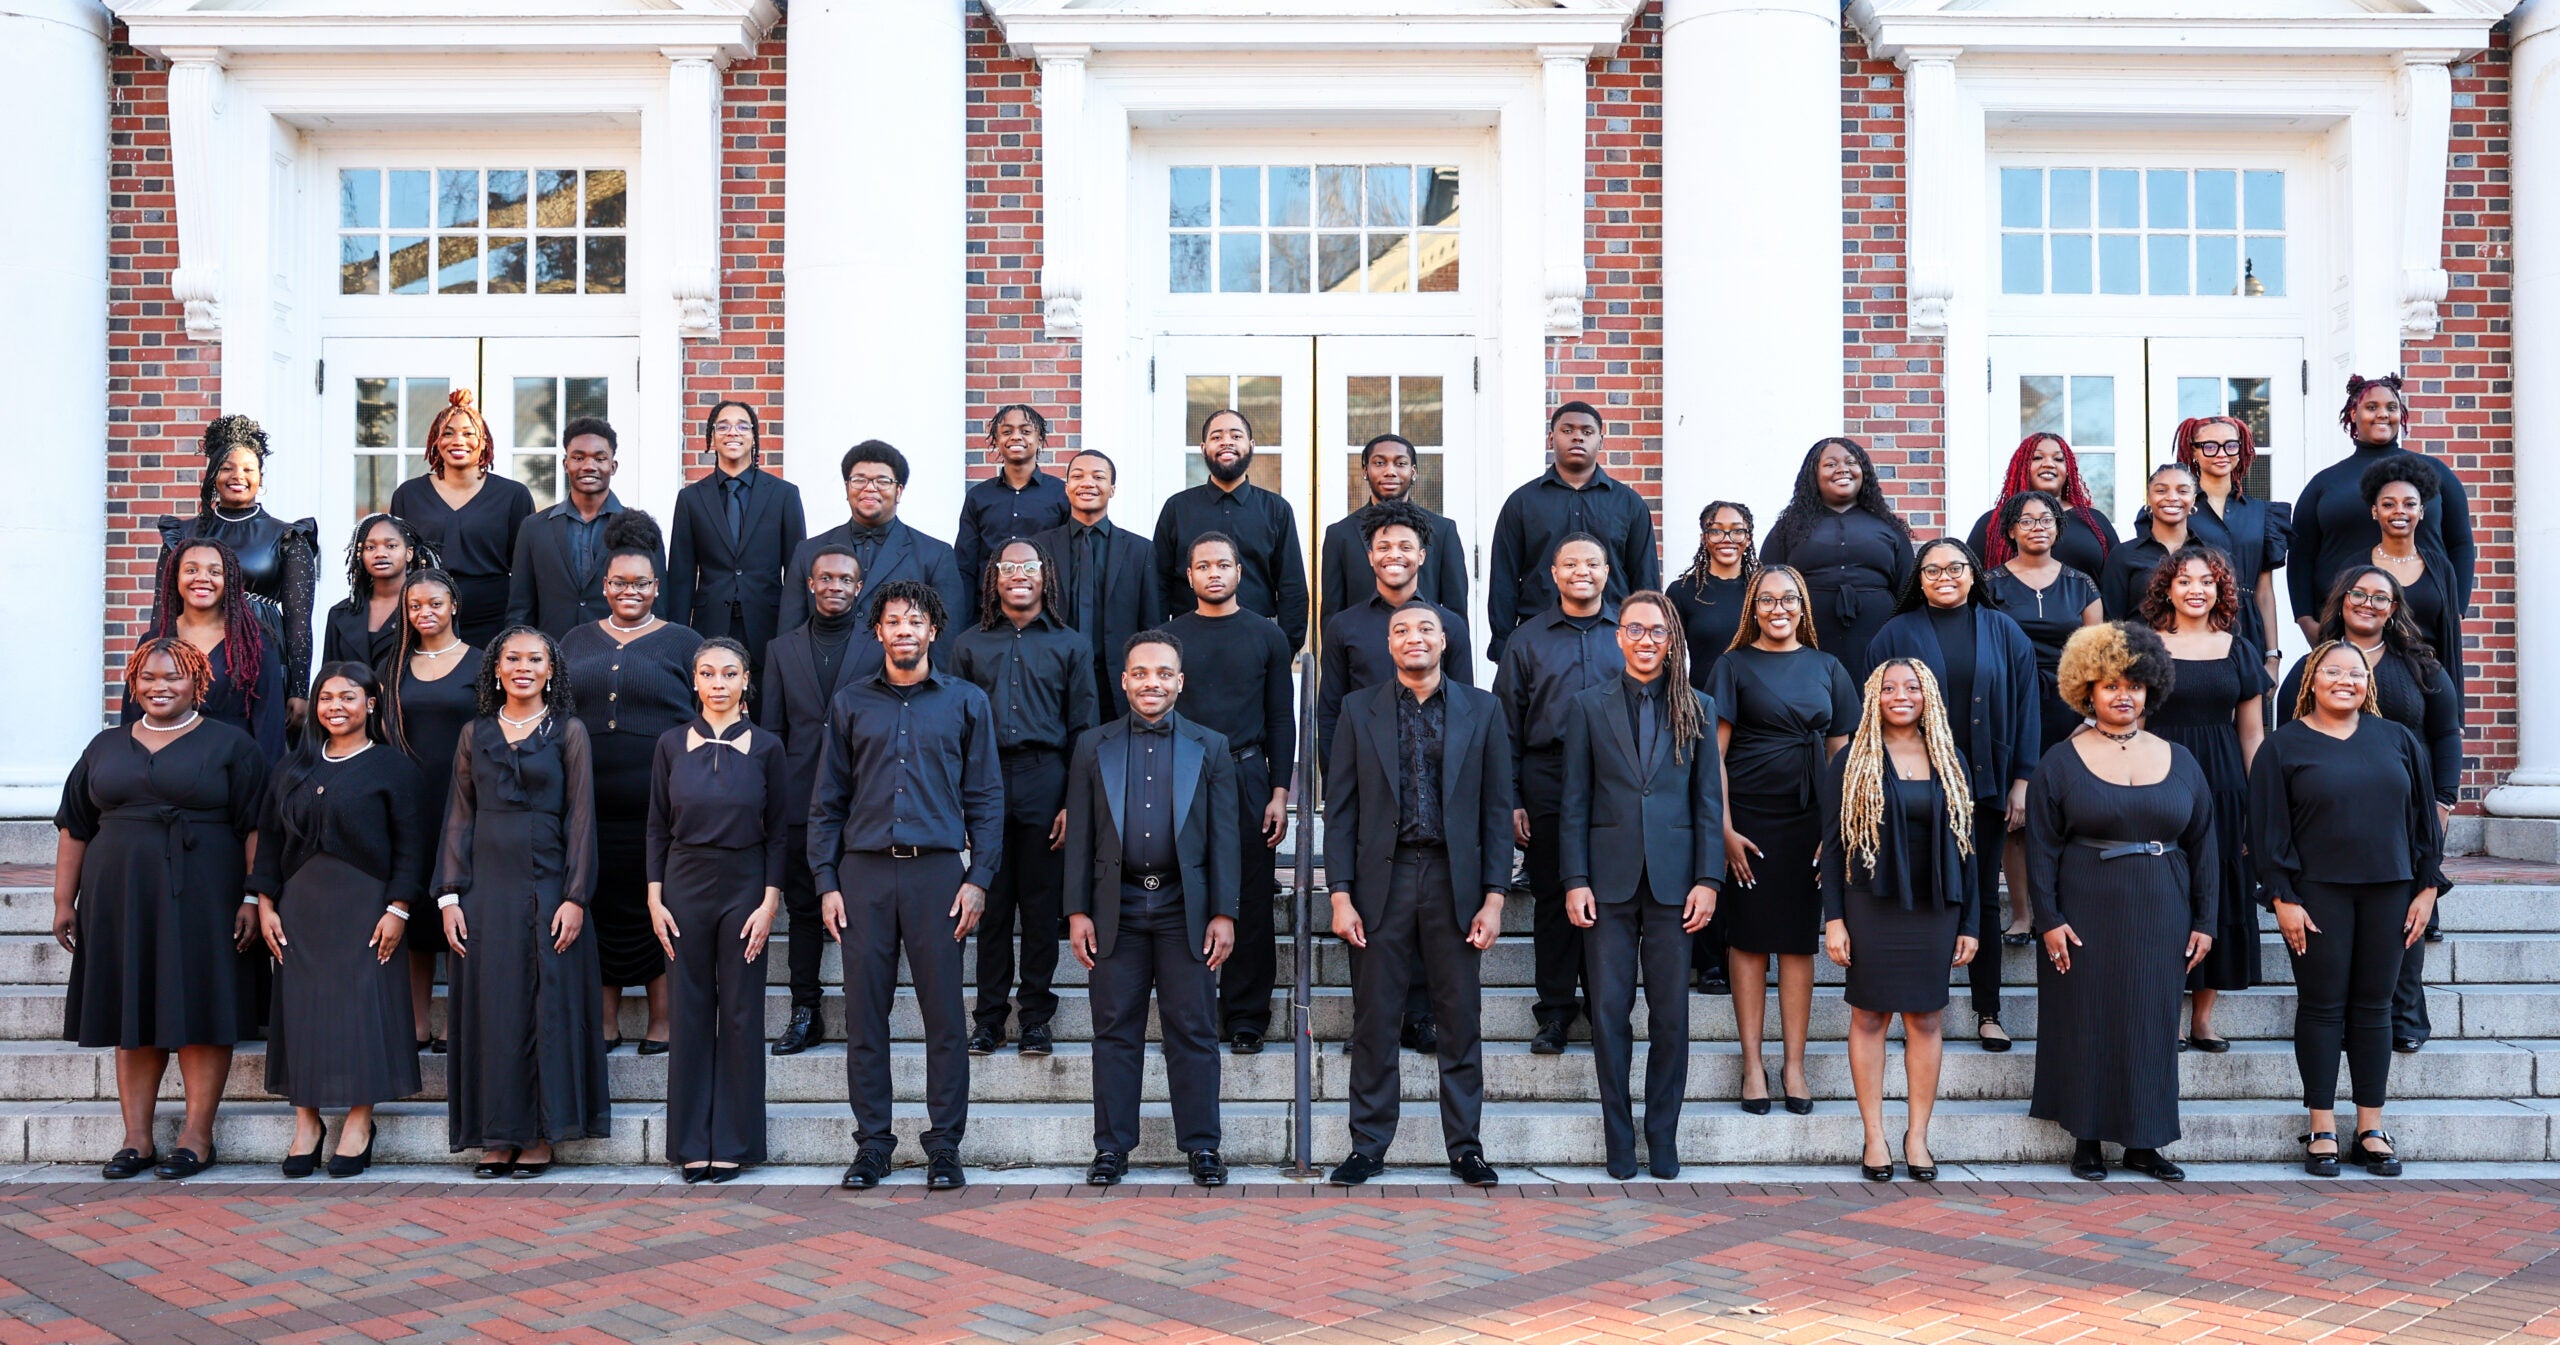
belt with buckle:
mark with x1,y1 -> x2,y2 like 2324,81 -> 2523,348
887,844 -> 925,860
2075,837 -> 2178,860
1128,869 -> 1175,891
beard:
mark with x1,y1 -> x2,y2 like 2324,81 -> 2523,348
1208,447 -> 1253,485
888,646 -> 927,672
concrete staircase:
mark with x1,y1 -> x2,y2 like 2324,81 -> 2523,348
3,867 -> 2557,1172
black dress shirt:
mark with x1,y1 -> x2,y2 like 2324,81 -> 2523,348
567,502 -> 613,584
805,671 -> 1005,892
957,469 -> 1071,591
1316,590 -> 1474,764
1493,603 -> 1623,791
1486,466 -> 1660,663
1394,683 -> 1449,846
2096,530 -> 2180,622
1317,504 -> 1468,638
1153,480 -> 1310,650
1163,609 -> 1296,786
1123,715 -> 1179,873
645,717 -> 793,890
1624,673 -> 1667,777
949,611 -> 1099,754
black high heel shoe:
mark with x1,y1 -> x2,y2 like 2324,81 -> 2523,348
2351,1129 -> 2402,1177
1859,1150 -> 1895,1183
281,1121 -> 327,1179
327,1124 -> 376,1179
1901,1131 -> 1937,1183
474,1148 -> 519,1179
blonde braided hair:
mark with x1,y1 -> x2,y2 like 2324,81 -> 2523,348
1837,658 -> 1975,878
2290,639 -> 2380,721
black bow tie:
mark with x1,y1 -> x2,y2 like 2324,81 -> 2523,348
849,526 -> 889,545
1130,716 -> 1173,737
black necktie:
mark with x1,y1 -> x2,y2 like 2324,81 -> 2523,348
1075,527 -> 1102,632
1637,690 -> 1659,778
723,476 -> 745,546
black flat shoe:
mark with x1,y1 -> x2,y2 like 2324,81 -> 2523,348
474,1149 -> 518,1179
327,1127 -> 375,1179
2184,1035 -> 2230,1054
429,1036 -> 447,1055
1784,1096 -> 1813,1115
1086,1151 -> 1128,1187
842,1150 -> 890,1190
1329,1152 -> 1384,1186
1228,1029 -> 1263,1055
511,1152 -> 553,1179
771,1008 -> 821,1056
682,1164 -> 712,1184
926,1150 -> 965,1190
1977,1018 -> 2013,1053
2351,1130 -> 2402,1177
2069,1141 -> 2108,1182
2121,1148 -> 2184,1182
2003,929 -> 2033,947
706,1164 -> 745,1184
102,1148 -> 158,1181
155,1145 -> 215,1181
636,1039 -> 668,1057
1451,1153 -> 1500,1186
282,1129 -> 326,1179
1739,1095 -> 1772,1116
1018,1024 -> 1053,1057
2299,1131 -> 2341,1178
604,1036 -> 625,1054
1189,1150 -> 1228,1187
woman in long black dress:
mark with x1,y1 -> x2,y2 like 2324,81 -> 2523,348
2175,416 -> 2290,684
155,415 -> 319,721
2290,374 -> 2475,650
1983,491 -> 2103,944
127,538 -> 286,764
559,513 -> 702,1052
1867,540 -> 2039,1054
646,637 -> 788,1181
2140,545 -> 2267,1050
322,514 -> 437,672
1965,432 -> 2118,579
390,389 -> 535,649
383,569 -> 483,1051
1667,500 -> 1755,992
1821,659 -> 1978,1183
436,626 -> 609,1177
1760,438 -> 1913,676
53,638 -> 267,1180
249,662 -> 426,1178
2254,642 -> 2444,1178
2029,622 -> 2218,1183
2360,453 -> 2465,703
1708,565 -> 1862,1113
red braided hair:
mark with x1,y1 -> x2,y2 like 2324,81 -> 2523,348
2172,416 -> 2258,496
121,636 -> 211,707
149,537 -> 266,718
426,387 -> 494,478
1982,433 -> 2114,567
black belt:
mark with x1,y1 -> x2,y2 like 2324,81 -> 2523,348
1231,744 -> 1261,761
1126,868 -> 1176,891
870,845 -> 952,861
2076,837 -> 2180,860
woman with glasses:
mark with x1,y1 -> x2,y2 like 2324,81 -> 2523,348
1666,502 -> 1756,691
2359,453 -> 2466,704
1761,438 -> 1913,676
1707,566 -> 1862,1113
1965,433 -> 2118,581
391,390 -> 537,650
2174,417 -> 2290,682
1983,492 -> 2104,945
558,513 -> 703,1054
1867,540 -> 2040,1054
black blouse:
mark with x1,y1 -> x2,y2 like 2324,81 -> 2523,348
389,474 -> 536,618
2248,716 -> 2447,905
56,721 -> 267,847
1763,508 -> 1912,616
1665,569 -> 1748,689
1985,563 -> 2101,681
1818,746 -> 1976,927
1706,645 -> 1862,801
1966,504 -> 2116,580
2276,646 -> 2461,807
156,509 -> 320,695
246,745 -> 430,900
645,718 -> 793,890
559,622 -> 704,743
122,637 -> 287,766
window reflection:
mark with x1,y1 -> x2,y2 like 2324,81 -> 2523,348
337,165 -> 628,296
1168,162 -> 1460,296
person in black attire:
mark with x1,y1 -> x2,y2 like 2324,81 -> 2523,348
1324,601 -> 1511,1189
2360,453 -> 2467,704
1760,437 -> 1913,676
2291,374 -> 2476,649
1064,631 -> 1241,1188
2278,567 -> 2461,1056
1493,534 -> 1622,1052
1560,590 -> 1723,1180
130,538 -> 288,764
953,538 -> 1099,1058
56,638 -> 268,1181
1981,490 -> 2103,944
324,514 -> 436,672
391,389 -> 536,650
2174,416 -> 2290,675
1964,432 -> 2117,580
250,662 -> 425,1179
956,404 -> 1070,592
1666,501 -> 1755,994
1319,433 -> 1467,636
809,580 -> 1005,1192
645,638 -> 790,1182
2254,640 -> 2445,1178
2097,462 -> 2200,622
1165,533 -> 1297,1053
508,417 -> 662,638
157,415 -> 319,720
381,570 -> 481,1051
1486,402 -> 1660,665
663,402 -> 807,704
1036,449 -> 1161,719
780,440 -> 971,645
1152,407 -> 1310,650
1318,498 -> 1475,765
759,544 -> 869,1056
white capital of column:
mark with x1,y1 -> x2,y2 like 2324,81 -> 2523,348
1032,46 -> 1089,339
1539,46 -> 1591,339
665,47 -> 725,342
1897,46 -> 1961,343
2397,53 -> 2458,341
2486,7 -> 2560,817
163,46 -> 227,345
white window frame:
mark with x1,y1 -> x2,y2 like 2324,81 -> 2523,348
1158,158 -> 1469,303
327,160 -> 638,305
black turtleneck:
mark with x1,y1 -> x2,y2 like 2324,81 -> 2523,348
2289,440 -> 2476,619
809,608 -> 858,693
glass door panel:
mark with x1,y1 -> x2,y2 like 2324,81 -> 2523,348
1149,335 -> 1319,570
1987,336 -> 2149,526
1313,335 -> 1478,638
317,336 -> 482,616
481,337 -> 639,513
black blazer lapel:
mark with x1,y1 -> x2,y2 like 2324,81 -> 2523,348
1358,690 -> 1400,807
874,522 -> 918,588
1597,681 -> 1641,781
1171,717 -> 1204,835
1097,721 -> 1131,840
738,471 -> 781,563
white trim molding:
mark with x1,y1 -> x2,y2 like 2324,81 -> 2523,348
664,44 -> 726,342
1031,44 -> 1092,339
105,0 -> 777,59
1538,44 -> 1594,338
1849,0 -> 2513,58
163,45 -> 228,343
2397,51 -> 2460,341
1898,45 -> 1961,342
987,0 -> 1644,52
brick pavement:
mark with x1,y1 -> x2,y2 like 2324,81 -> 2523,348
3,1179 -> 2558,1343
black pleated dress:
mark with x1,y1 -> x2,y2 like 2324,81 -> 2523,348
559,620 -> 703,988
1819,748 -> 1976,1014
1707,645 -> 1863,956
385,645 -> 483,955
2146,637 -> 2268,992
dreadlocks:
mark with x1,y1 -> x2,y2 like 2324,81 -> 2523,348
1981,433 -> 2113,566
2172,416 -> 2259,498
2292,640 -> 2381,721
976,536 -> 1065,629
1622,590 -> 1707,765
474,625 -> 576,719
1836,658 -> 1974,879
1762,437 -> 1912,561
1675,500 -> 1757,592
122,635 -> 211,708
1729,565 -> 1818,652
150,537 -> 266,720
341,513 -> 440,599
2339,372 -> 2408,438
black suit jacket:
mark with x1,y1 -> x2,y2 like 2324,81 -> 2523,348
1323,680 -> 1513,931
666,468 -> 808,665
1318,506 -> 1467,638
1032,520 -> 1162,718
505,495 -> 664,638
1557,679 -> 1726,904
780,518 -> 972,652
1063,713 -> 1241,959
760,621 -> 880,827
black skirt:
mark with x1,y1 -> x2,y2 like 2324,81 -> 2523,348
1722,791 -> 1823,956
590,729 -> 668,987
1841,886 -> 1962,1014
265,855 -> 422,1108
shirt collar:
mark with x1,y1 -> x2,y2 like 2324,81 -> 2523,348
987,468 -> 1055,496
546,491 -> 623,522
1623,672 -> 1667,700
1395,679 -> 1445,707
686,717 -> 754,753
719,466 -> 756,493
868,667 -> 947,694
1539,464 -> 1613,492
991,609 -> 1067,634
1129,711 -> 1176,737
1073,514 -> 1115,538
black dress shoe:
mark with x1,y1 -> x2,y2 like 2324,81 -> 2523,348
637,1039 -> 669,1057
2395,1036 -> 2425,1055
1860,1155 -> 1896,1183
474,1149 -> 519,1179
2425,926 -> 2444,944
1329,1152 -> 1385,1186
1529,1021 -> 1569,1055
2300,1131 -> 2341,1178
155,1145 -> 215,1181
430,1036 -> 448,1055
326,1126 -> 375,1179
1018,1024 -> 1053,1057
1784,1095 -> 1813,1115
926,1150 -> 966,1189
682,1164 -> 712,1184
1606,1156 -> 1639,1181
2351,1130 -> 2403,1177
1695,969 -> 1730,996
101,1148 -> 158,1181
1401,1017 -> 1439,1055
1450,1153 -> 1500,1186
842,1150 -> 891,1190
771,1008 -> 821,1056
968,1027 -> 1002,1057
707,1164 -> 745,1184
2069,1141 -> 2108,1181
1086,1151 -> 1128,1186
1901,1131 -> 1936,1182
1229,1029 -> 1264,1055
2183,1035 -> 2230,1054
2121,1148 -> 2184,1182
511,1157 -> 552,1179
1189,1150 -> 1228,1187
1648,1157 -> 1680,1181
2002,929 -> 2034,947
1738,1095 -> 1772,1116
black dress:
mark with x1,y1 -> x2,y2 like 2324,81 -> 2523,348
1966,504 -> 2116,581
384,645 -> 484,955
2185,493 -> 2290,658
1665,569 -> 1748,690
157,509 -> 320,697
248,746 -> 428,1108
1762,507 -> 1911,676
2147,637 -> 2268,992
1819,749 -> 1975,1013
560,621 -> 704,988
56,723 -> 268,1049
390,474 -> 537,649
1985,564 -> 2102,752
435,715 -> 610,1150
123,638 -> 287,766
1707,645 -> 1862,956
2025,742 -> 2219,1149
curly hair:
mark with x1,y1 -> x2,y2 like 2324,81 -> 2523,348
1762,437 -> 1911,561
2173,416 -> 2258,496
976,536 -> 1064,628
149,537 -> 266,719
1981,434 -> 2113,566
1622,590 -> 1706,765
2291,640 -> 2382,720
1676,500 -> 1756,592
1894,537 -> 1990,614
426,388 -> 493,478
1359,497 -> 1438,553
2057,621 -> 2177,718
2358,451 -> 2441,508
2309,566 -> 2443,684
868,579 -> 948,636
197,415 -> 270,511
1728,565 -> 1817,652
2339,373 -> 2408,438
2138,544 -> 2240,633
122,635 -> 211,707
473,625 -> 575,719
1836,658 -> 1974,878
341,513 -> 440,599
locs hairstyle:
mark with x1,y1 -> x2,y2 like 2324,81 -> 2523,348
985,403 -> 1050,442
702,400 -> 760,466
1677,499 -> 1756,592
2339,372 -> 2409,436
341,513 -> 441,598
1836,658 -> 1974,878
122,635 -> 211,705
1621,590 -> 1705,764
2172,416 -> 2258,496
150,537 -> 267,720
1980,433 -> 2113,567
976,537 -> 1065,629
868,578 -> 947,635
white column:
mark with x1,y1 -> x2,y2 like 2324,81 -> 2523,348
1659,0 -> 1843,553
665,46 -> 724,342
0,0 -> 109,816
2485,2 -> 2560,822
2397,52 -> 2458,341
786,0 -> 969,533
162,45 -> 226,345
1539,46 -> 1591,339
1032,45 -> 1087,338
1898,46 -> 1960,342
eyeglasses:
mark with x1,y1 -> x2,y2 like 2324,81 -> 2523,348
846,473 -> 900,491
1705,527 -> 1752,541
2344,589 -> 2396,610
1621,624 -> 1673,645
2012,515 -> 2057,531
605,577 -> 658,594
2191,439 -> 2244,457
993,561 -> 1043,577
1919,563 -> 1971,581
1753,594 -> 1803,611
713,420 -> 755,435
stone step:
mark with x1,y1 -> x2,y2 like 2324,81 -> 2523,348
6,1096 -> 2552,1168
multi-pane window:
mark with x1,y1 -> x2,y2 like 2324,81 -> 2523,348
2177,375 -> 2276,501
1183,375 -> 1286,492
507,376 -> 609,511
351,376 -> 448,518
1999,168 -> 2285,298
1169,164 -> 1459,295
2018,374 -> 2119,513
338,168 -> 628,296
1343,375 -> 1446,515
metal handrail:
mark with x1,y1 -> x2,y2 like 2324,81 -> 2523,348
1286,647 -> 1319,1178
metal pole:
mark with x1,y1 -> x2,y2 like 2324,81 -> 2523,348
1288,650 -> 1318,1177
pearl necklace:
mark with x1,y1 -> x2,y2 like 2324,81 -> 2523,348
322,740 -> 373,763
211,505 -> 263,523
499,707 -> 548,728
607,614 -> 658,634
135,711 -> 201,733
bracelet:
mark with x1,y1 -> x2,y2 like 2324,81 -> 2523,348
242,895 -> 260,906
384,905 -> 410,921
437,894 -> 461,910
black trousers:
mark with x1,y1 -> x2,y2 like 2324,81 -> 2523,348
1584,880 -> 1690,1170
2393,904 -> 2437,1044
1347,845 -> 1484,1162
663,844 -> 768,1165
1216,751 -> 1278,1036
840,850 -> 969,1156
1522,756 -> 1586,1027
1962,801 -> 2009,1020
781,827 -> 824,1016
2286,879 -> 2414,1112
975,814 -> 1065,1033
1088,884 -> 1222,1155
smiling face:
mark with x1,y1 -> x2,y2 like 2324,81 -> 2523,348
844,461 -> 903,527
1065,452 -> 1116,519
1552,537 -> 1608,607
2147,468 -> 2195,527
311,675 -> 374,743
405,580 -> 456,642
1364,439 -> 1416,503
1703,506 -> 1751,572
2350,385 -> 2404,445
1816,443 -> 1862,506
1618,599 -> 1671,679
432,412 -> 484,473
876,600 -> 935,671
495,632 -> 551,703
2026,438 -> 2069,494
1749,571 -> 1805,647
2170,557 -> 2220,623
709,405 -> 757,470
2007,498 -> 2059,559
359,519 -> 413,583
1876,661 -> 1925,730
213,447 -> 262,508
1202,410 -> 1253,485
989,407 -> 1044,468
1368,523 -> 1425,594
994,541 -> 1045,616
2340,569 -> 2395,641
2311,644 -> 2373,715
808,553 -> 861,620
2372,480 -> 2424,540
694,646 -> 748,718
1387,605 -> 1446,675
603,553 -> 658,623
174,545 -> 226,614
130,649 -> 198,722
2091,673 -> 2147,732
1918,542 -> 1973,609
1121,640 -> 1184,720
564,433 -> 618,499
1548,411 -> 1601,474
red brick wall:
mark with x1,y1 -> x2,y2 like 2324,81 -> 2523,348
1556,6 -> 1666,539
1841,35 -> 1945,532
680,23 -> 789,483
963,1 -> 1080,481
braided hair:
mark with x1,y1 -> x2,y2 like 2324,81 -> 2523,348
1763,437 -> 1911,561
2172,416 -> 2258,498
473,625 -> 576,719
1622,591 -> 1706,765
383,568 -> 462,758
2339,372 -> 2408,440
197,415 -> 269,512
1728,565 -> 1818,652
702,399 -> 761,469
1836,658 -> 1975,878
1675,500 -> 1757,592
341,513 -> 440,598
122,635 -> 211,708
976,536 -> 1064,629
150,537 -> 266,719
1981,433 -> 2113,567
2291,639 -> 2381,721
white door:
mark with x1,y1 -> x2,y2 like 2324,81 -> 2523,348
481,337 -> 641,515
1987,336 -> 2149,527
2144,338 -> 2303,509
1313,335 -> 1479,636
318,337 -> 483,617
1150,333 -> 1320,566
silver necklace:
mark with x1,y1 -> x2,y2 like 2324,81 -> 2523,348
211,505 -> 263,523
499,706 -> 548,728
414,637 -> 463,660
135,711 -> 201,733
321,740 -> 373,763
607,613 -> 658,634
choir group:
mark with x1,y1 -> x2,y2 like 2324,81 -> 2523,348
51,373 -> 2462,1186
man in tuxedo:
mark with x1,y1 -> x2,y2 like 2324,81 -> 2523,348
1034,450 -> 1160,719
759,543 -> 872,1055
1560,590 -> 1723,1180
665,399 -> 808,696
506,417 -> 659,635
1064,630 -> 1240,1188
1317,432 -> 1466,636
780,440 -> 972,646
955,403 -> 1070,592
1323,600 -> 1511,1188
